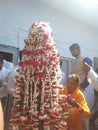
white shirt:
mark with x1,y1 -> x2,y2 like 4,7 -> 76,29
3,60 -> 14,71
0,67 -> 10,98
88,68 -> 98,92
0,66 -> 10,87
7,66 -> 18,95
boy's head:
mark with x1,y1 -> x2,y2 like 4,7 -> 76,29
69,43 -> 80,58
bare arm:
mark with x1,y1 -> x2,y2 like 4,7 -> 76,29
0,101 -> 4,130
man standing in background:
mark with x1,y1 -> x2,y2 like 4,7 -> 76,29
69,43 -> 92,130
0,54 -> 10,109
69,43 -> 92,91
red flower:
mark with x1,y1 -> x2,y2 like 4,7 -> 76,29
44,95 -> 49,99
23,60 -> 38,66
13,105 -> 20,111
55,112 -> 60,116
39,48 -> 45,54
31,50 -> 35,55
46,44 -> 54,50
24,107 -> 29,112
26,51 -> 31,55
33,76 -> 39,81
49,56 -> 55,60
38,72 -> 46,78
43,61 -> 48,66
33,61 -> 38,66
16,79 -> 23,83
19,61 -> 23,66
22,49 -> 27,54
53,64 -> 57,67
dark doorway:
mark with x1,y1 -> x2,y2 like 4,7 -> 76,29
0,51 -> 13,62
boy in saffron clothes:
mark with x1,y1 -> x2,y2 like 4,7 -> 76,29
60,74 -> 91,130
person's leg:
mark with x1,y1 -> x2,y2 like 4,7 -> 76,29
0,100 -> 4,130
4,94 -> 13,130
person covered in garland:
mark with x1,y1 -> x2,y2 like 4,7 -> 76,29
9,21 -> 70,130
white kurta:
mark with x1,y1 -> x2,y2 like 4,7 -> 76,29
88,68 -> 98,92
0,67 -> 10,98
7,66 -> 18,95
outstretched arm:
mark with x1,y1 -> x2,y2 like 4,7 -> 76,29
0,101 -> 4,130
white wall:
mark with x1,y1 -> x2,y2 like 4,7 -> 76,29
0,0 -> 97,110
0,0 -> 98,59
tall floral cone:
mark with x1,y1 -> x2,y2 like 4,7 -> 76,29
9,21 -> 69,130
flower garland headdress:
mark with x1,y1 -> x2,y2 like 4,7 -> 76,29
9,21 -> 69,130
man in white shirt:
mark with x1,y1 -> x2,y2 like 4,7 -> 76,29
5,50 -> 22,130
7,66 -> 18,95
0,55 -> 10,107
0,54 -> 10,130
3,60 -> 14,71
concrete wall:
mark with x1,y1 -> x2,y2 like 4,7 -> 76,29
0,0 -> 97,108
0,0 -> 98,59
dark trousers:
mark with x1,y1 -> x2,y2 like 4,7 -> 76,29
90,111 -> 98,123
1,94 -> 14,130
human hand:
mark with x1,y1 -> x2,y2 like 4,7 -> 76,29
67,98 -> 79,108
83,62 -> 91,74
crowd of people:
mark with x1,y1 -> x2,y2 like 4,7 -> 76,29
0,21 -> 98,130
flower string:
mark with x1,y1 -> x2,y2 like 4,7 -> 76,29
9,21 -> 69,130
